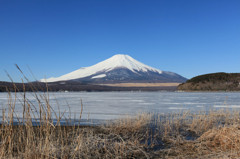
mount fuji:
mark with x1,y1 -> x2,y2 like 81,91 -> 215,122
40,54 -> 187,83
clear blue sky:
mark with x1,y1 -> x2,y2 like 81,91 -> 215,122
1,0 -> 240,82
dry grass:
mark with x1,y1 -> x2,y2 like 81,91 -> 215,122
98,83 -> 180,87
2,90 -> 240,159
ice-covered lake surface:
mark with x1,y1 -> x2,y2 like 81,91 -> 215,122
1,92 -> 240,125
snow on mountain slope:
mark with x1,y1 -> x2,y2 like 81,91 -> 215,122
91,74 -> 107,79
40,54 -> 163,82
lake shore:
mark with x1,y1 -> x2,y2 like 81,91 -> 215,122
1,110 -> 240,158
1,88 -> 240,158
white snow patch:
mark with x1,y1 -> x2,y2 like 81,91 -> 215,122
214,105 -> 240,108
168,107 -> 188,110
40,54 -> 163,82
139,102 -> 155,105
130,100 -> 145,102
91,74 -> 106,79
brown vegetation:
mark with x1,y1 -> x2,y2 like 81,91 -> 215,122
1,89 -> 240,158
99,83 -> 180,87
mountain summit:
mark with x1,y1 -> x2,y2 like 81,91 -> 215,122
40,54 -> 187,83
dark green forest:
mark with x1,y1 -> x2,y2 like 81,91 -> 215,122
178,73 -> 240,91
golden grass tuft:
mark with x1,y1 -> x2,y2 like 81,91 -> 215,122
199,125 -> 240,151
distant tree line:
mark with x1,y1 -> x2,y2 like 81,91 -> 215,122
0,81 -> 177,92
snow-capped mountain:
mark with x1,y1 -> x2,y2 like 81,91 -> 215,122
40,54 -> 187,83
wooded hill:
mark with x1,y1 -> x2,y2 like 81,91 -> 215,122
178,72 -> 240,91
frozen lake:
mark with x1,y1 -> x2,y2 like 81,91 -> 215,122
1,92 -> 240,124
